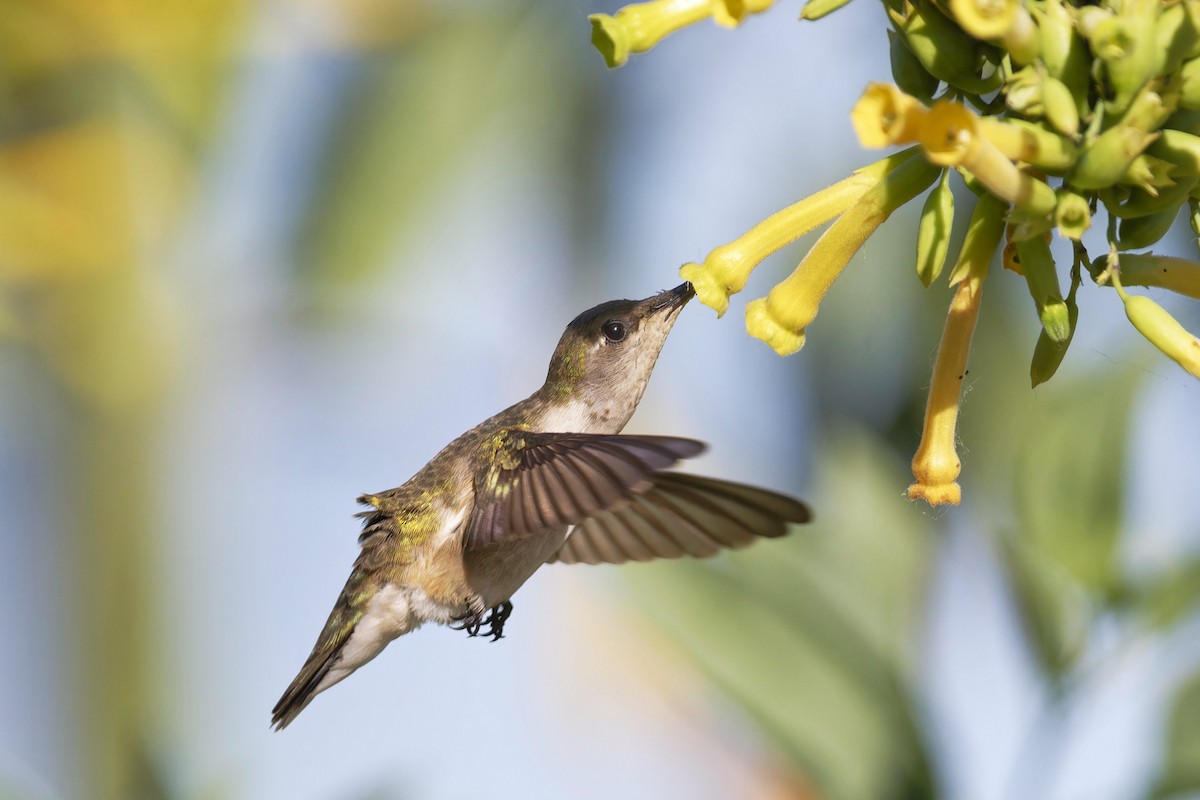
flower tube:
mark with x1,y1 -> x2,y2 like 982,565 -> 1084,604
744,155 -> 940,355
590,0 -> 714,68
680,148 -> 919,316
907,195 -> 1003,505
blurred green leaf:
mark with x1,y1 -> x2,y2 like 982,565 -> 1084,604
997,532 -> 1090,678
1133,559 -> 1200,629
1148,671 -> 1200,799
625,427 -> 937,800
1007,369 -> 1139,676
298,2 -> 581,288
1014,370 -> 1139,593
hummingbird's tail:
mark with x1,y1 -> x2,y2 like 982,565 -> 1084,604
272,566 -> 406,730
271,602 -> 358,731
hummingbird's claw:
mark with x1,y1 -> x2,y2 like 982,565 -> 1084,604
484,601 -> 513,641
448,612 -> 483,637
449,600 -> 513,641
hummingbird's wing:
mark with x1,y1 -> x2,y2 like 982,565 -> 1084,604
458,434 -> 705,609
462,431 -> 809,565
549,472 -> 811,565
463,433 -> 707,551
461,433 -> 711,609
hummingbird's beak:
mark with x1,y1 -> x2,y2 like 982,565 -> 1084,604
648,282 -> 695,312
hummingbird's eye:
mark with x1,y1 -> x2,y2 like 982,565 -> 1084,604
602,320 -> 627,342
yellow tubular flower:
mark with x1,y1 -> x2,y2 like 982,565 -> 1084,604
799,0 -> 854,21
590,0 -> 714,68
680,148 -> 919,315
744,156 -> 940,355
908,209 -> 996,505
978,118 -> 1077,172
1093,253 -> 1200,299
1112,269 -> 1200,379
950,0 -> 1017,40
713,0 -> 775,28
851,83 -> 927,147
919,100 -> 1057,215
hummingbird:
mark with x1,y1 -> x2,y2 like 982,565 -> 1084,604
271,282 -> 811,730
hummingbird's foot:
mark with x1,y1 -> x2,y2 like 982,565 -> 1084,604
448,611 -> 484,637
449,600 -> 512,640
480,600 -> 513,641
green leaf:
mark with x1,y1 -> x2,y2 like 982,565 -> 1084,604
996,532 -> 1089,677
296,5 -> 580,289
1013,370 -> 1139,593
1133,559 -> 1200,629
1009,369 -> 1140,675
1148,671 -> 1200,798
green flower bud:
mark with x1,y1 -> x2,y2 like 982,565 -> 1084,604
1041,74 -> 1080,138
1103,177 -> 1199,218
916,169 -> 956,286
1122,154 -> 1175,195
1117,206 -> 1181,250
1122,88 -> 1171,134
1167,108 -> 1200,137
1182,57 -> 1200,110
1088,14 -> 1158,113
1004,6 -> 1040,65
947,192 -> 1008,286
1037,0 -> 1090,109
1006,65 -> 1044,116
1069,125 -> 1159,190
889,29 -> 940,103
1008,207 -> 1056,242
1075,6 -> 1113,40
1030,279 -> 1078,387
893,0 -> 1002,95
1155,0 -> 1200,76
1015,234 -> 1071,343
1149,128 -> 1200,172
1055,188 -> 1091,239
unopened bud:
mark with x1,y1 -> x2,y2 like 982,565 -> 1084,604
1113,272 -> 1200,379
916,169 -> 955,286
1015,234 -> 1071,343
1055,189 -> 1091,240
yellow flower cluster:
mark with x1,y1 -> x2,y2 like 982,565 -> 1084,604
590,0 -> 1200,505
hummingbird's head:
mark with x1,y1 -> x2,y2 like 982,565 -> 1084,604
542,282 -> 694,417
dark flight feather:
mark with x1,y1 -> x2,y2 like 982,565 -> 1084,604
550,473 -> 812,565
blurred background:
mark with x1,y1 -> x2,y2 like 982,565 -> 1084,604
1,1 -> 1199,798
